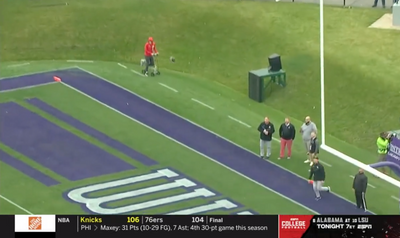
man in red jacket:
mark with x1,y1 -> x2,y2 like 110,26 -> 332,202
144,37 -> 158,76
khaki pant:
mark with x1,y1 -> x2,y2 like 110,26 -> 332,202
303,139 -> 311,153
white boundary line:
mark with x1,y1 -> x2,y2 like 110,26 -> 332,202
75,66 -> 371,213
117,63 -> 127,69
0,195 -> 33,214
349,175 -> 376,188
66,60 -> 93,63
0,66 -> 77,80
158,83 -> 178,93
60,81 -> 318,214
228,116 -> 251,128
391,195 -> 399,202
7,62 -> 30,68
191,98 -> 215,110
0,82 -> 57,93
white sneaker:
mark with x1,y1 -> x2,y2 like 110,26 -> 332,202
304,160 -> 310,163
278,157 -> 281,160
287,157 -> 291,159
309,161 -> 313,166
327,186 -> 331,192
144,72 -> 148,77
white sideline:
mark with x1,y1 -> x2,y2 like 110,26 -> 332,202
0,82 -> 57,93
191,98 -> 215,110
59,81 -> 319,214
75,66 -> 370,213
66,60 -> 93,63
158,83 -> 178,93
349,175 -> 376,189
7,62 -> 30,68
0,66 -> 77,80
0,195 -> 33,214
228,116 -> 251,128
322,144 -> 400,188
117,63 -> 127,69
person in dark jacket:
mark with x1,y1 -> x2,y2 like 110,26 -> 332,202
306,132 -> 319,166
278,118 -> 296,160
308,157 -> 330,200
257,117 -> 275,160
353,168 -> 368,211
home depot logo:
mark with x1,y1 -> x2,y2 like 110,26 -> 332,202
28,217 -> 42,230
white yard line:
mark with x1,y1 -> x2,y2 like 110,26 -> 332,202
75,66 -> 374,213
191,98 -> 215,110
66,60 -> 93,63
131,69 -> 144,77
391,195 -> 400,202
117,63 -> 127,69
7,62 -> 30,68
158,83 -> 178,93
349,175 -> 376,188
0,195 -> 33,214
0,82 -> 57,93
228,116 -> 251,128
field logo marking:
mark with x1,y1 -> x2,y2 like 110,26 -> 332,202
66,168 -> 254,215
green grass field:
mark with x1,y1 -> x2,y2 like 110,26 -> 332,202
0,0 -> 399,215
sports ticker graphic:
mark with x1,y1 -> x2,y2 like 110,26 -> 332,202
0,215 -> 398,237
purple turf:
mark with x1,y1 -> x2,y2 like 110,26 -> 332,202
54,68 -> 373,215
0,149 -> 59,186
25,98 -> 157,166
0,102 -> 135,181
0,71 -> 65,91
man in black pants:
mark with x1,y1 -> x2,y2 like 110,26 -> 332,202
353,168 -> 368,211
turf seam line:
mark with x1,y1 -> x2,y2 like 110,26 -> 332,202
228,115 -> 251,128
0,81 -> 57,93
0,195 -> 33,214
77,66 -> 373,213
59,80 -> 318,214
66,60 -> 93,63
117,63 -> 127,69
7,62 -> 30,68
391,195 -> 399,201
349,175 -> 376,188
158,83 -> 178,93
191,98 -> 215,110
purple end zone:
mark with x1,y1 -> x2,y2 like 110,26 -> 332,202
25,98 -> 157,166
0,149 -> 59,186
0,70 -> 68,91
0,102 -> 135,181
56,68 -> 372,215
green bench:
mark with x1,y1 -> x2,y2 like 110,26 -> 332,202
248,68 -> 286,102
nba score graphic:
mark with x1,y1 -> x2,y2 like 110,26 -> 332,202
8,215 -> 400,238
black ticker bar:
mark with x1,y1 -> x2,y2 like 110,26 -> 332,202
55,215 -> 278,238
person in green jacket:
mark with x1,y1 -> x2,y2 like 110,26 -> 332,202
377,132 -> 390,174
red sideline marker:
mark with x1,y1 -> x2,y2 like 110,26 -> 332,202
53,76 -> 62,82
308,180 -> 313,184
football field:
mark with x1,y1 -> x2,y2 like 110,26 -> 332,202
0,61 -> 397,215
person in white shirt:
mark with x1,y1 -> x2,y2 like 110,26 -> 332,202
300,116 -> 318,164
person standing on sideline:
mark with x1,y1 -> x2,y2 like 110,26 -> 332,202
308,157 -> 330,201
257,117 -> 275,160
372,0 -> 385,8
352,168 -> 368,211
300,116 -> 318,164
143,37 -> 158,77
308,132 -> 320,166
278,118 -> 296,160
376,132 -> 390,174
